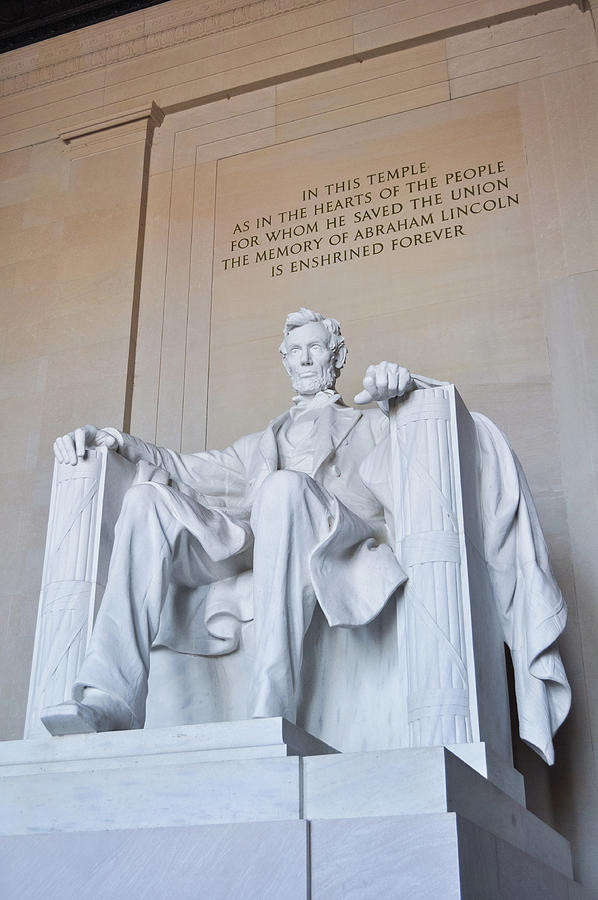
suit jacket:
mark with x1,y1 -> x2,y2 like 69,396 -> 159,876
115,399 -> 406,649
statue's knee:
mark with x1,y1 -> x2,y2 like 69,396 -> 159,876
120,482 -> 165,519
255,470 -> 312,514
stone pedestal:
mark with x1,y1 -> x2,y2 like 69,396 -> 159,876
0,720 -> 587,898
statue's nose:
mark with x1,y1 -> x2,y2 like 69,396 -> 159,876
300,348 -> 311,365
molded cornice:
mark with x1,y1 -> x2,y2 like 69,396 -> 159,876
0,0 -> 323,97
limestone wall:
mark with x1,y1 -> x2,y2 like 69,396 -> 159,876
1,0 -> 597,889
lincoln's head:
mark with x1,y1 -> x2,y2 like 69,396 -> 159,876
279,307 -> 347,396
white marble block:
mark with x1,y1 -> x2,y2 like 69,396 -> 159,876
0,726 -> 587,898
310,814 -> 588,900
0,717 -> 337,776
0,723 -> 568,877
0,718 -> 335,835
302,746 -> 571,878
1,813 -> 586,900
0,821 -> 309,900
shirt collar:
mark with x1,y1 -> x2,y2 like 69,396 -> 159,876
291,389 -> 342,411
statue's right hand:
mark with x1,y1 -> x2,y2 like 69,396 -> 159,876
53,425 -> 118,465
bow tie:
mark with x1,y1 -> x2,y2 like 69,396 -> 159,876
291,390 -> 341,415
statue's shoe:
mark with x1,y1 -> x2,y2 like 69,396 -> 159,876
41,700 -> 106,735
41,691 -> 133,735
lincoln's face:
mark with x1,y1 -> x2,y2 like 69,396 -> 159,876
282,322 -> 338,396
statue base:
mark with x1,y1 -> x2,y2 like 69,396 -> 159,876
0,720 -> 586,898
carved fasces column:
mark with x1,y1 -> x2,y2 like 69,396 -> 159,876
389,384 -> 511,756
24,449 -> 135,738
390,385 -> 471,746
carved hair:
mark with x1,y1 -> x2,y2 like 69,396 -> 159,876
279,307 -> 347,372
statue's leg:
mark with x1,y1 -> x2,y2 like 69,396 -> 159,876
248,470 -> 333,722
42,482 -> 250,735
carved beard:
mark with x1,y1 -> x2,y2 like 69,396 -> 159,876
289,358 -> 338,396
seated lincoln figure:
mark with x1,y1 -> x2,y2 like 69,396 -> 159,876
43,308 -> 417,735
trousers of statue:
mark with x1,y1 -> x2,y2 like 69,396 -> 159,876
72,470 -> 334,727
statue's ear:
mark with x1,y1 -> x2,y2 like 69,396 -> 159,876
334,343 -> 347,371
281,353 -> 291,376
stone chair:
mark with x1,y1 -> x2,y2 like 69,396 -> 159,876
24,384 -> 523,796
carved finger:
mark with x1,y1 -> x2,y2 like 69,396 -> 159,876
362,373 -> 376,392
96,429 -> 117,450
55,435 -> 68,465
67,433 -> 78,465
74,428 -> 87,460
375,365 -> 388,392
354,389 -> 374,405
53,438 -> 64,464
56,435 -> 75,466
398,368 -> 413,395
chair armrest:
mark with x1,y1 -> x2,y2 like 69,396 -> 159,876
387,384 -> 512,761
24,447 -> 136,739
